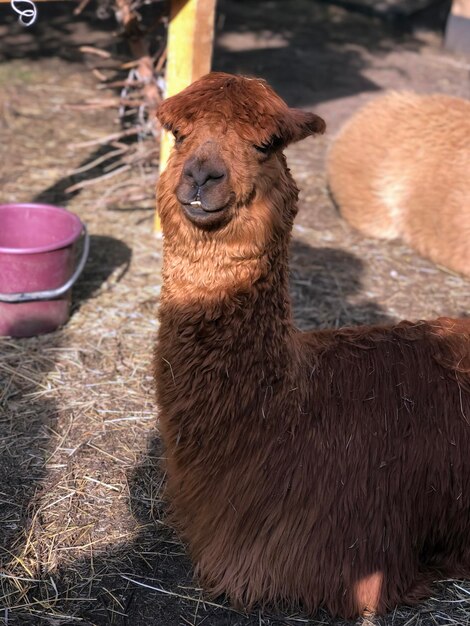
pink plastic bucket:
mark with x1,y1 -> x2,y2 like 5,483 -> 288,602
0,203 -> 89,337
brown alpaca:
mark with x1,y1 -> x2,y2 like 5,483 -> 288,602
154,73 -> 470,620
327,91 -> 470,277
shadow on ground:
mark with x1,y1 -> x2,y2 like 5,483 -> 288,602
32,143 -> 136,209
290,241 -> 391,329
214,0 -> 450,107
72,235 -> 132,313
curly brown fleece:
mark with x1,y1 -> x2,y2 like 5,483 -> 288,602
154,73 -> 470,620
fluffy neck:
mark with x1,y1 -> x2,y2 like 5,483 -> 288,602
155,157 -> 301,456
156,185 -> 298,414
158,222 -> 294,371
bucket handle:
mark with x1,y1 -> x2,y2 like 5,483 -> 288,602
0,226 -> 90,303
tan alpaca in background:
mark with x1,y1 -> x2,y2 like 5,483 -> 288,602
327,92 -> 470,277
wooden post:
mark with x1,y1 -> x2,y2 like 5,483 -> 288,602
155,0 -> 217,233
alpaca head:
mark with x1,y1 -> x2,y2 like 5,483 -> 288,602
157,73 -> 325,236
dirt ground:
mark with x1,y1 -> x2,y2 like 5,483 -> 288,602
0,1 -> 470,625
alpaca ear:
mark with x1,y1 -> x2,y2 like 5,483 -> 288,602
283,109 -> 326,145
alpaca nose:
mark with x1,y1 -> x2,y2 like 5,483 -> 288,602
183,157 -> 226,189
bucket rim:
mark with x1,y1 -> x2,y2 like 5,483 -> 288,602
0,203 -> 84,254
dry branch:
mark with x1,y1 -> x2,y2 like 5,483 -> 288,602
79,45 -> 111,59
74,0 -> 92,15
115,0 -> 161,118
70,0 -> 165,208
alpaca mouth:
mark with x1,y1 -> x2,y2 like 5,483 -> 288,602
185,200 -> 226,214
181,200 -> 231,228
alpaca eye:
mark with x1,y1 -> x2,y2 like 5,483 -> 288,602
254,136 -> 281,154
254,143 -> 270,154
172,130 -> 186,145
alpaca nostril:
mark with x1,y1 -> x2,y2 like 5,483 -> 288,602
196,171 -> 225,188
183,162 -> 226,188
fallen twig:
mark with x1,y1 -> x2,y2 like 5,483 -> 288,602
74,0 -> 92,15
79,45 -> 112,59
92,68 -> 108,81
69,147 -> 128,176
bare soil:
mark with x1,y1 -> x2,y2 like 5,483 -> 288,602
0,1 -> 469,625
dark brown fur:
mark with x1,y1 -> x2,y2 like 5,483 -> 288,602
154,72 -> 470,619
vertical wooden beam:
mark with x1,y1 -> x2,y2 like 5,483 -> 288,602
155,0 -> 217,233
